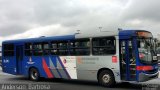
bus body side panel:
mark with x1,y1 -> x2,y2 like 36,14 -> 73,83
77,58 -> 120,82
2,56 -> 17,75
24,56 -> 77,79
2,43 -> 17,75
23,56 -> 48,78
59,56 -> 77,79
75,36 -> 121,82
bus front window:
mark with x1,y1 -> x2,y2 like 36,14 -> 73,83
137,38 -> 157,64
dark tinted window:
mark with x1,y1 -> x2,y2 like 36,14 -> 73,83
24,39 -> 90,56
25,43 -> 32,56
33,43 -> 43,56
42,42 -> 50,55
3,44 -> 14,56
58,41 -> 69,55
25,42 -> 50,56
92,37 -> 116,55
50,42 -> 58,55
50,41 -> 69,55
69,39 -> 90,55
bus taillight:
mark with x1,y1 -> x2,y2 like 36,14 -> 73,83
136,66 -> 153,71
112,56 -> 117,63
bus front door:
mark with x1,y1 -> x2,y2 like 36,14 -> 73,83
16,45 -> 23,74
120,40 -> 136,81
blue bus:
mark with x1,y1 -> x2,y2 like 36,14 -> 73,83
2,30 -> 159,87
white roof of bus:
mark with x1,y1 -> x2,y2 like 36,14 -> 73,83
75,31 -> 118,39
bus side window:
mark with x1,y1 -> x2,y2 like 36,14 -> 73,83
119,40 -> 127,80
57,41 -> 69,55
92,37 -> 116,55
42,42 -> 50,55
25,43 -> 32,56
69,39 -> 90,56
69,41 -> 75,55
33,43 -> 43,56
3,44 -> 14,56
128,40 -> 136,64
74,39 -> 90,55
50,42 -> 58,55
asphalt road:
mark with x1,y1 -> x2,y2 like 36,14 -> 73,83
0,70 -> 160,90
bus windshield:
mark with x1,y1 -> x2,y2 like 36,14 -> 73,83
137,37 -> 158,64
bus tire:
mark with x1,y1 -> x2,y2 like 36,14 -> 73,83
98,70 -> 116,87
29,68 -> 40,81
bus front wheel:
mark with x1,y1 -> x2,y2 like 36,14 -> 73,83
98,70 -> 116,87
29,68 -> 40,81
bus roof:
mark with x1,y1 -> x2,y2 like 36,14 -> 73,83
2,30 -> 151,44
76,31 -> 118,39
3,35 -> 75,44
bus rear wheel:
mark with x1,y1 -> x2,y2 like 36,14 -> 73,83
29,68 -> 40,81
98,70 -> 116,87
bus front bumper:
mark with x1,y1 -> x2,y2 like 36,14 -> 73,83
138,72 -> 159,82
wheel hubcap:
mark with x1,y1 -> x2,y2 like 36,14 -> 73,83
31,71 -> 37,80
102,74 -> 110,83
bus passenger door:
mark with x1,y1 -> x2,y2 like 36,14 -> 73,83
16,45 -> 23,74
120,40 -> 136,81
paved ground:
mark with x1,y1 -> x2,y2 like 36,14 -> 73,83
0,76 -> 143,90
0,68 -> 159,90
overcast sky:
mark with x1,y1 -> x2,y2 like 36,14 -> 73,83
0,0 -> 160,43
